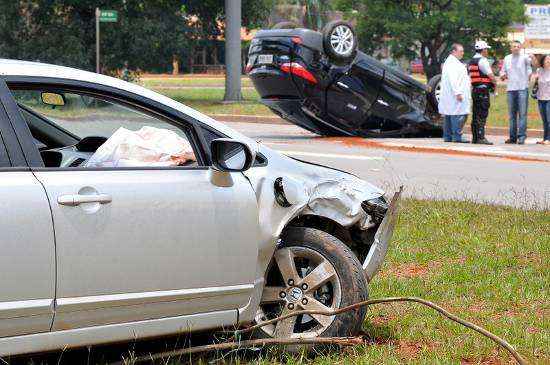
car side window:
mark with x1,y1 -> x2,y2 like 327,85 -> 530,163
11,89 -> 199,169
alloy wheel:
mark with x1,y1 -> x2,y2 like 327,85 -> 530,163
330,25 -> 355,57
255,246 -> 342,338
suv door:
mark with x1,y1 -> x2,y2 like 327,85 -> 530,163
7,84 -> 260,332
326,55 -> 385,132
0,81 -> 55,337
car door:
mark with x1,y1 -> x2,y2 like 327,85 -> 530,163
326,55 -> 385,132
6,84 -> 260,331
0,81 -> 55,337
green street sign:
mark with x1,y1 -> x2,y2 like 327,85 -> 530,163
99,10 -> 118,22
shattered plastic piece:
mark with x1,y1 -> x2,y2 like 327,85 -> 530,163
85,126 -> 196,168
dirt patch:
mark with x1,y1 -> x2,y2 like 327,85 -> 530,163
381,262 -> 442,279
370,313 -> 396,326
397,340 -> 423,359
367,337 -> 439,360
468,302 -> 489,313
396,340 -> 439,360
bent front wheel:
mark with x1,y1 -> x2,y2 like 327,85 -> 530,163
254,227 -> 368,339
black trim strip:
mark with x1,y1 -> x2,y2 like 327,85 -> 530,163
0,80 -> 44,167
0,80 -> 28,166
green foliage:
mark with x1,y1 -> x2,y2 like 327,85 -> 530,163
0,0 -> 192,72
0,0 -> 273,73
272,0 -> 336,30
184,0 -> 275,38
338,0 -> 527,78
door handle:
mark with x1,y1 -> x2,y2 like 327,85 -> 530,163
58,194 -> 112,207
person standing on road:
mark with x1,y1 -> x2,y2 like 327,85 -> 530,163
501,41 -> 532,144
532,54 -> 550,145
468,41 -> 497,145
439,43 -> 471,143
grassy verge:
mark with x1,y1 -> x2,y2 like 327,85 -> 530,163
147,77 -> 543,129
237,199 -> 548,364
32,199 -> 547,364
155,87 -> 270,116
141,76 -> 253,88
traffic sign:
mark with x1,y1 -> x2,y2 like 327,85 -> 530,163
99,10 -> 118,22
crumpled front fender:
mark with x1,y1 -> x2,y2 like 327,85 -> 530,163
237,145 -> 399,323
363,187 -> 402,281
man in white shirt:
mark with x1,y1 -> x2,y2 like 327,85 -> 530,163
468,40 -> 497,144
501,41 -> 532,144
439,43 -> 471,143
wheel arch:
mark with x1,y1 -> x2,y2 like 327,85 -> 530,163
282,213 -> 376,263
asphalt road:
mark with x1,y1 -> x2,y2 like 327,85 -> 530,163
226,122 -> 550,210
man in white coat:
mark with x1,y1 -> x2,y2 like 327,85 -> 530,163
438,43 -> 471,143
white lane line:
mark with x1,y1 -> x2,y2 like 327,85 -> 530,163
277,150 -> 385,161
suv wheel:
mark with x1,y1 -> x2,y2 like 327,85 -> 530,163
322,21 -> 357,64
428,74 -> 442,104
254,227 -> 368,339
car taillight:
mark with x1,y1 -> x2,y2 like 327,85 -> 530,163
280,62 -> 317,84
291,36 -> 303,44
245,63 -> 253,73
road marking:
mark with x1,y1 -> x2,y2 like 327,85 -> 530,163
277,150 -> 385,161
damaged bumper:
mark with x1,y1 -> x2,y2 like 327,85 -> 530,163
362,187 -> 402,282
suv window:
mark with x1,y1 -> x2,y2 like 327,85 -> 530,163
11,89 -> 199,169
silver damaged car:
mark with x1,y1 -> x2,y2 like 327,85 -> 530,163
0,59 -> 400,355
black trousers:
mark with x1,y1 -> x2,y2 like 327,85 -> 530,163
471,90 -> 490,141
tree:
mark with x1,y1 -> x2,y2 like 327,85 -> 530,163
0,1 -> 194,72
184,0 -> 274,38
336,0 -> 527,79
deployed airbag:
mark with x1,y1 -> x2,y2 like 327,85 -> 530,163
85,126 -> 195,168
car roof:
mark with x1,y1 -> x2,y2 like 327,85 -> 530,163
0,59 -> 254,145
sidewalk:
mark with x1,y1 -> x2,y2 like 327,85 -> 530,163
370,134 -> 550,162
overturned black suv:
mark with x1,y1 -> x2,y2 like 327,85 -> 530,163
247,21 -> 442,137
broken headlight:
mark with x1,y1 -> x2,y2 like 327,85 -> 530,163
361,196 -> 388,224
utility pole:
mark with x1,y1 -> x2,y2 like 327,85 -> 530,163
223,0 -> 242,102
96,7 -> 100,73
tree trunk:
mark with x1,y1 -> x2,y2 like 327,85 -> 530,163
172,55 -> 179,75
420,43 -> 443,81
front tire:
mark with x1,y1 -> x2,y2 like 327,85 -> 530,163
253,227 -> 368,340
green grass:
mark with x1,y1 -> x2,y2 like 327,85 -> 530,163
148,77 -> 545,129
141,76 -> 253,88
155,87 -> 271,116
218,199 -> 548,364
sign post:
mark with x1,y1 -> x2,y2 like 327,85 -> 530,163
95,9 -> 118,74
96,8 -> 100,73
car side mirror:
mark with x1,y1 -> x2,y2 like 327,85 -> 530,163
210,138 -> 254,172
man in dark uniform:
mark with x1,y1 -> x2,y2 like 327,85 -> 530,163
468,40 -> 497,144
